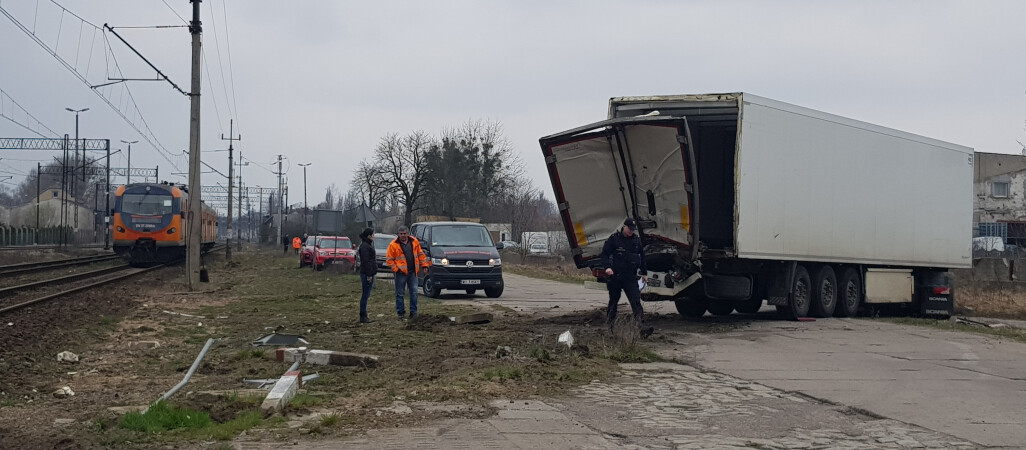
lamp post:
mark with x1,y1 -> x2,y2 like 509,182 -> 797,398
65,107 -> 89,236
120,140 -> 138,185
298,163 -> 310,233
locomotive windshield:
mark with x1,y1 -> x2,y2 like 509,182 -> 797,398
122,193 -> 174,215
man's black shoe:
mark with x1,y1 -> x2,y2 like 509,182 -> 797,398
397,314 -> 406,322
359,317 -> 374,324
409,313 -> 418,320
640,327 -> 654,339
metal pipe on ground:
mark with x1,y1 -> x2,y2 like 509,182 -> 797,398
142,338 -> 216,414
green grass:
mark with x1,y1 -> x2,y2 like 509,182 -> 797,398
601,346 -> 666,363
119,401 -> 212,433
320,410 -> 343,427
877,317 -> 1026,344
289,393 -> 326,408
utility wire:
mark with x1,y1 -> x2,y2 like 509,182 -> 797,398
221,0 -> 241,145
0,88 -> 62,138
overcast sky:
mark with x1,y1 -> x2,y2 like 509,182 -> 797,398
2,0 -> 1025,214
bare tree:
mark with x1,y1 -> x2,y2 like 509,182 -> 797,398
349,158 -> 389,210
373,131 -> 434,226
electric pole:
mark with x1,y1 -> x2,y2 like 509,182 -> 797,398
298,163 -> 310,233
120,140 -> 138,185
66,107 -> 89,236
276,154 -> 283,247
186,0 -> 203,289
222,119 -> 240,260
236,151 -> 244,251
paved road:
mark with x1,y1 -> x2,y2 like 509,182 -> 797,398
238,273 -> 1026,448
654,315 -> 1026,448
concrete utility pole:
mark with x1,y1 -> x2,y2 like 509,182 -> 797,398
236,151 -> 246,251
276,154 -> 283,246
120,140 -> 137,185
186,0 -> 203,289
221,119 -> 240,260
66,107 -> 88,234
298,163 -> 310,233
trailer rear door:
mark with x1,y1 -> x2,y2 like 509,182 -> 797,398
540,116 -> 698,268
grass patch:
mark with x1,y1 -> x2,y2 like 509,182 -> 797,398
530,347 -> 552,363
289,393 -> 325,408
480,366 -> 524,382
320,410 -> 343,427
876,317 -> 1026,344
234,349 -> 266,360
119,401 -> 212,433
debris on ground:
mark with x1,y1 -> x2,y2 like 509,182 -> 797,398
162,310 -> 207,319
56,351 -> 78,363
261,370 -> 302,413
52,386 -> 74,398
450,313 -> 494,325
276,348 -> 379,368
495,346 -> 512,359
252,333 -> 310,347
558,330 -> 575,348
956,317 -> 996,328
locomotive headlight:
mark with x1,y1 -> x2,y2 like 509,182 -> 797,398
167,228 -> 176,234
116,226 -> 125,232
489,258 -> 501,266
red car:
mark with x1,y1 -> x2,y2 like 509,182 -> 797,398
311,236 -> 356,271
299,235 -> 319,268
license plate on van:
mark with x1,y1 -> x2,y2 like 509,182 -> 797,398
461,279 -> 481,285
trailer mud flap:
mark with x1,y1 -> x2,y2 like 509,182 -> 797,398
765,261 -> 796,306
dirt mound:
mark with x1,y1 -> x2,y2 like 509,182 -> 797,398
404,314 -> 453,331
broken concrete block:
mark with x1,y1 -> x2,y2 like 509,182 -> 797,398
56,351 -> 79,363
52,386 -> 74,398
261,370 -> 302,413
453,313 -> 493,325
276,348 -> 379,368
130,341 -> 160,350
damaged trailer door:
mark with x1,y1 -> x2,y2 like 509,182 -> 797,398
540,116 -> 699,269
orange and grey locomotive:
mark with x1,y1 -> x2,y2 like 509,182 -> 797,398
112,182 -> 216,264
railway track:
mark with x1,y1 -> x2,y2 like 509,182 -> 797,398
0,244 -> 227,315
0,254 -> 121,276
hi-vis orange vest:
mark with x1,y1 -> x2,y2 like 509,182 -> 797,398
292,237 -> 302,249
386,236 -> 430,275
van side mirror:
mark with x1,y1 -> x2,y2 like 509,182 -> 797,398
496,242 -> 505,250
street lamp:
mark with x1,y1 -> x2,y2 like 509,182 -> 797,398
120,140 -> 138,185
298,163 -> 311,233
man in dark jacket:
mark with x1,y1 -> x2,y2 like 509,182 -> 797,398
357,227 -> 377,323
601,218 -> 653,338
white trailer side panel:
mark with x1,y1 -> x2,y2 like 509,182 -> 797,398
735,94 -> 972,269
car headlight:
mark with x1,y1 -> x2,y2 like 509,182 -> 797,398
431,257 -> 449,266
319,251 -> 328,256
489,258 -> 501,266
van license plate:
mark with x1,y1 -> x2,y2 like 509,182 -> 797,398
461,279 -> 480,285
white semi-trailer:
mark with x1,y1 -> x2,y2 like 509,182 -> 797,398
539,93 -> 971,319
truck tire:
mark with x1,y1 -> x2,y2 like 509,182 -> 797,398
834,267 -> 862,317
734,297 -> 763,314
674,297 -> 708,319
422,276 -> 441,298
810,265 -> 837,318
707,302 -> 735,316
780,264 -> 811,320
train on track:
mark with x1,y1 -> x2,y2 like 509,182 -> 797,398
112,182 -> 217,264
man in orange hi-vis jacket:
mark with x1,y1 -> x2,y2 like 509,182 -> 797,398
386,225 -> 430,320
292,236 -> 302,254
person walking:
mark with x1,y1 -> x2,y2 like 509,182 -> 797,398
357,228 -> 377,324
601,218 -> 653,338
292,236 -> 302,255
386,225 -> 430,320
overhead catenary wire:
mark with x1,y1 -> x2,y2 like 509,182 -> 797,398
0,1 -> 186,173
0,88 -> 62,138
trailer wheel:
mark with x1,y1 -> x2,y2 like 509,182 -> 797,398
835,267 -> 862,317
707,302 -> 735,316
781,264 -> 811,320
735,297 -> 763,314
674,297 -> 708,319
810,265 -> 837,318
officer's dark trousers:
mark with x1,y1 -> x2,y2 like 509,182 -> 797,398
607,276 -> 643,328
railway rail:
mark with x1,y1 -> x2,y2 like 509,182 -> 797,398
0,255 -> 120,276
0,244 -> 226,315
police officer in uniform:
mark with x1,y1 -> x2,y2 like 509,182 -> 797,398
601,218 -> 653,338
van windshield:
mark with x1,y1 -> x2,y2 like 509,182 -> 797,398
431,225 -> 493,247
